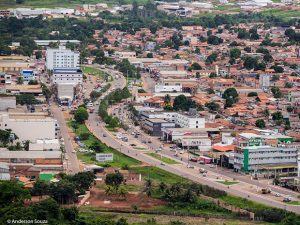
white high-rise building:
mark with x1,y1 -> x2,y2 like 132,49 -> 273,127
46,46 -> 80,70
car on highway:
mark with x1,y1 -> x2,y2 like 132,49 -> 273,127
199,168 -> 207,173
187,164 -> 194,169
103,134 -> 107,137
283,196 -> 292,202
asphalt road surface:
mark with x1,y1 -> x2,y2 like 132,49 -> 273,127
51,104 -> 80,174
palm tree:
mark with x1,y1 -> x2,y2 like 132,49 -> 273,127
144,179 -> 153,197
105,185 -> 113,195
118,185 -> 128,200
159,182 -> 167,193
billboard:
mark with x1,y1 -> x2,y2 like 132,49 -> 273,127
96,153 -> 113,162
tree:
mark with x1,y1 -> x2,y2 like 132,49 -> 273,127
49,180 -> 77,204
230,48 -> 241,59
16,0 -> 25,4
272,111 -> 283,121
271,65 -> 284,73
243,56 -> 258,70
255,119 -> 266,128
189,62 -> 202,71
205,101 -> 220,112
248,92 -> 258,97
222,88 -> 239,103
285,82 -> 293,88
28,80 -> 38,85
16,94 -> 40,105
164,94 -> 171,105
118,185 -> 128,200
271,86 -> 282,98
74,107 -> 88,124
146,52 -> 153,58
71,172 -> 95,193
31,180 -> 49,198
17,76 -> 23,84
90,141 -> 103,152
207,35 -> 223,45
0,181 -> 30,206
144,179 -> 153,197
209,72 -> 217,78
173,95 -> 196,111
105,172 -> 124,191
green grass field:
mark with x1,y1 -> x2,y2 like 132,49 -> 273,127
130,166 -> 190,185
69,120 -> 140,168
146,153 -> 178,164
82,66 -> 107,79
0,0 -> 149,9
217,181 -> 239,186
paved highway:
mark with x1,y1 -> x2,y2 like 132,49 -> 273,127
51,104 -> 80,174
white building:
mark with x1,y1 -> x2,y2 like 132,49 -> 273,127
29,139 -> 60,151
46,46 -> 80,70
35,40 -> 80,46
52,68 -> 83,85
175,113 -> 205,128
234,145 -> 298,173
57,83 -> 75,103
0,112 -> 59,142
154,84 -> 182,93
259,74 -> 270,90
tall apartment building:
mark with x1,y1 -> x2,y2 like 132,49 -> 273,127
46,46 -> 80,70
0,112 -> 59,141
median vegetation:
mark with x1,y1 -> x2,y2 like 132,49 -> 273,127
98,87 -> 131,129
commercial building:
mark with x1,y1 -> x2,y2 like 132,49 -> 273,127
175,113 -> 205,128
46,46 -> 80,70
234,145 -> 298,174
20,69 -> 36,82
52,68 -> 83,85
0,149 -> 63,179
57,83 -> 75,104
142,118 -> 175,136
29,139 -> 60,151
154,83 -> 182,93
0,112 -> 59,141
235,132 -> 294,148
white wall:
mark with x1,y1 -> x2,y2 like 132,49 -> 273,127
155,84 -> 182,93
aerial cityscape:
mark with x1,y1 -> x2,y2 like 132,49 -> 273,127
0,0 -> 299,225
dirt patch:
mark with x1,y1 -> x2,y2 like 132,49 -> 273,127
88,187 -> 165,210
